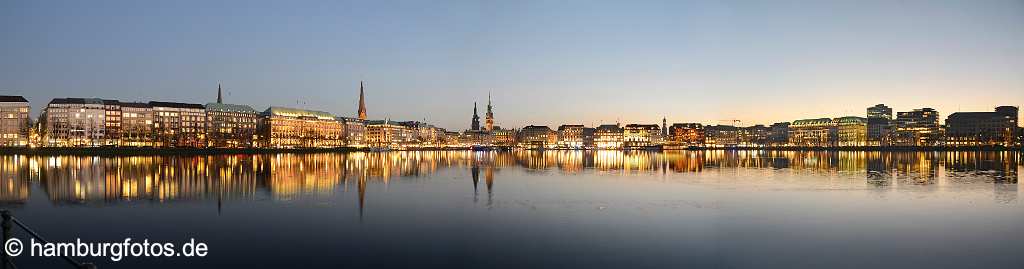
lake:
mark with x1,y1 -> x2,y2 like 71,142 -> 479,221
0,150 -> 1021,268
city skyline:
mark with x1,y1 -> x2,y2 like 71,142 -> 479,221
2,0 -> 1024,130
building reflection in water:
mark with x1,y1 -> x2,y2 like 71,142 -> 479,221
0,150 -> 1018,205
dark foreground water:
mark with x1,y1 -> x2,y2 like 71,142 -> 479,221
0,150 -> 1021,268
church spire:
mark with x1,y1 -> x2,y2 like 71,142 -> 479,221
485,91 -> 494,131
471,101 -> 481,130
217,83 -> 223,104
357,81 -> 367,120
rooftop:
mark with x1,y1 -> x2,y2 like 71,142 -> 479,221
205,102 -> 256,113
119,102 -> 152,108
265,106 -> 334,120
49,98 -> 105,105
0,96 -> 28,103
792,118 -> 833,126
150,101 -> 205,109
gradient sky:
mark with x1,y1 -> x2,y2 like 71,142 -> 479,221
2,0 -> 1022,130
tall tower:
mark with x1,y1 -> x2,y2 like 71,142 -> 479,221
357,81 -> 367,120
485,92 -> 494,131
471,102 -> 481,130
216,83 -> 223,104
662,117 -> 668,137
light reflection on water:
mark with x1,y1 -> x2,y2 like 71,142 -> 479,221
0,150 -> 1020,205
0,151 -> 1022,268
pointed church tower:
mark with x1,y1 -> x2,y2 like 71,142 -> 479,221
485,92 -> 494,131
471,102 -> 481,130
357,81 -> 367,120
217,83 -> 223,104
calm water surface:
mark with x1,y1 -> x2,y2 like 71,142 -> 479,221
0,150 -> 1022,268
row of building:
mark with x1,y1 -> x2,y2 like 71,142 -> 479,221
1,85 -> 365,148
454,104 -> 1018,149
0,85 -> 515,149
0,88 -> 1020,149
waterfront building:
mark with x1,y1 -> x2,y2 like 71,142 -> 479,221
557,124 -> 585,149
0,96 -> 30,147
582,127 -> 595,149
206,103 -> 257,148
119,102 -> 154,147
421,124 -> 445,146
867,104 -> 893,146
366,119 -> 415,149
150,101 -> 207,147
835,116 -> 868,146
102,100 -> 121,146
518,125 -> 556,148
399,121 -> 444,146
738,125 -> 770,147
594,124 -> 623,149
43,98 -> 106,147
622,124 -> 660,148
485,93 -> 495,131
1019,127 -> 1024,147
259,107 -> 343,148
493,128 -> 517,147
337,117 -> 366,147
461,129 -> 493,147
669,123 -> 704,147
442,131 -> 461,147
357,81 -> 367,120
945,106 -> 1018,146
705,125 -> 738,148
788,118 -> 834,147
768,122 -> 790,146
894,108 -> 941,146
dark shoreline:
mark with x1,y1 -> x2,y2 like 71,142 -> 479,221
0,145 -> 1021,156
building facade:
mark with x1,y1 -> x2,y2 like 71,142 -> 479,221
788,118 -> 834,147
557,124 -> 585,148
894,108 -> 941,146
738,125 -> 769,147
582,127 -> 595,149
834,116 -> 867,146
206,103 -> 257,148
119,102 -> 154,147
337,117 -> 366,148
493,128 -> 517,147
102,100 -> 121,146
0,96 -> 30,147
43,98 -> 106,147
867,104 -> 893,146
260,107 -> 343,148
150,101 -> 207,147
768,122 -> 790,146
518,125 -> 556,148
945,106 -> 1018,146
399,121 -> 444,147
622,124 -> 660,148
594,124 -> 623,149
460,130 -> 493,147
366,119 -> 414,149
705,125 -> 738,148
669,123 -> 704,147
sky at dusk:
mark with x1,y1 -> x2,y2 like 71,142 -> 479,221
1,0 -> 1022,130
